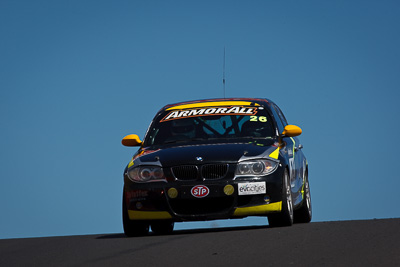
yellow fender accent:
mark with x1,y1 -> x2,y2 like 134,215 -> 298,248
290,137 -> 296,160
269,148 -> 280,159
233,201 -> 282,217
128,159 -> 134,168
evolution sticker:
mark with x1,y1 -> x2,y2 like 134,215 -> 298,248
161,106 -> 258,122
238,182 -> 266,195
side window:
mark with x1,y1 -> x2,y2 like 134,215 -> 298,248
274,104 -> 288,126
270,104 -> 285,134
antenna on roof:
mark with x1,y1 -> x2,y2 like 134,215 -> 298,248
223,46 -> 226,98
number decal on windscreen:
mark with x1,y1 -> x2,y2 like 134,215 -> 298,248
250,116 -> 267,122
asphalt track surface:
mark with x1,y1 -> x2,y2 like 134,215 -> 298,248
1,218 -> 399,267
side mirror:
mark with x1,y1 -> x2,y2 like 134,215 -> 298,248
282,125 -> 302,137
122,134 -> 143,147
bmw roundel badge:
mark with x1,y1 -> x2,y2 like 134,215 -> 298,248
196,157 -> 203,161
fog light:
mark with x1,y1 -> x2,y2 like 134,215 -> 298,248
224,184 -> 234,196
168,188 -> 178,199
136,202 -> 143,209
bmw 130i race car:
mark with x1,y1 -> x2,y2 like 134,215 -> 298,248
121,98 -> 311,236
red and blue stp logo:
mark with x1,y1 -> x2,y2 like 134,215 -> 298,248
191,185 -> 210,198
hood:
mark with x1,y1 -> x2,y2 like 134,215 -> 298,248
133,139 -> 278,167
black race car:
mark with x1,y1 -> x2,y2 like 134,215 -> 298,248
121,98 -> 311,236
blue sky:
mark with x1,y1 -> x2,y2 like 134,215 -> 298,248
1,0 -> 399,239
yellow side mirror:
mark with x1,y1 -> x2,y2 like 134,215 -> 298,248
282,125 -> 302,137
122,134 -> 143,147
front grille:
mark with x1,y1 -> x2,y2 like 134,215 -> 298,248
201,164 -> 229,180
171,165 -> 198,180
172,164 -> 229,181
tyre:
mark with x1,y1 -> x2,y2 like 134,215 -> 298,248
151,221 -> 174,235
268,168 -> 293,227
294,171 -> 312,223
123,192 -> 149,237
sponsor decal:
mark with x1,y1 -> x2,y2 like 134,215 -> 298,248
238,182 -> 266,195
191,185 -> 210,198
161,106 -> 258,122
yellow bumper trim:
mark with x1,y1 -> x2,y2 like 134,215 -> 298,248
128,210 -> 172,220
233,201 -> 282,217
128,202 -> 282,220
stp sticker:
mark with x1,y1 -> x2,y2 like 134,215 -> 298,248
238,182 -> 266,195
191,185 -> 210,198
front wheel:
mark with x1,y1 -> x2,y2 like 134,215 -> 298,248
294,172 -> 312,223
268,168 -> 293,227
123,192 -> 149,237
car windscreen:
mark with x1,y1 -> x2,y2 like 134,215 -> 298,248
144,106 -> 276,146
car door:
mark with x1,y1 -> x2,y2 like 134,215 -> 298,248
271,103 -> 304,204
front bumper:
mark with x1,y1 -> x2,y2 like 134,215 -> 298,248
124,169 -> 284,221
127,202 -> 282,221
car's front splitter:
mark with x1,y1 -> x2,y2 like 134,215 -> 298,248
127,201 -> 282,221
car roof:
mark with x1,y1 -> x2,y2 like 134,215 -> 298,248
159,98 -> 274,113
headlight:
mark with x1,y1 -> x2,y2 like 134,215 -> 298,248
235,160 -> 278,176
127,166 -> 166,182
